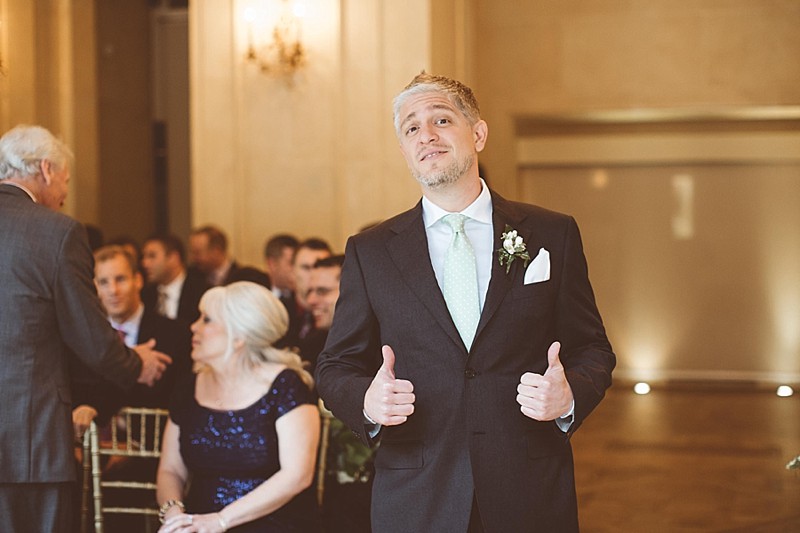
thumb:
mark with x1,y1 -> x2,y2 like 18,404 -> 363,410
380,345 -> 396,379
545,341 -> 562,373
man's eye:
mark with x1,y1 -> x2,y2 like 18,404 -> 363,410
405,126 -> 418,136
435,118 -> 449,125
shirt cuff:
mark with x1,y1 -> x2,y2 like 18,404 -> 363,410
555,400 -> 575,433
363,410 -> 381,438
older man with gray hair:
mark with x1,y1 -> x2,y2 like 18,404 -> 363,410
0,124 -> 171,532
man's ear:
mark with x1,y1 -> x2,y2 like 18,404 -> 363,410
39,160 -> 53,184
473,120 -> 489,153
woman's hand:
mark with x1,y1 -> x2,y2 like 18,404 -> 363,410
158,512 -> 227,533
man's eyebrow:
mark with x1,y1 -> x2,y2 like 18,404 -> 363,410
399,111 -> 417,130
400,103 -> 458,129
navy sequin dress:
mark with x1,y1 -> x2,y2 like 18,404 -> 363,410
170,368 -> 320,532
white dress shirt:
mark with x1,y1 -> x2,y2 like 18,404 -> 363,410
421,179 -> 574,431
158,271 -> 186,320
422,179 -> 494,311
110,304 -> 144,348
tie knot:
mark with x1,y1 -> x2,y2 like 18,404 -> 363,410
442,213 -> 467,234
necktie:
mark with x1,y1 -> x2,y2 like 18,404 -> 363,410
442,214 -> 480,350
115,327 -> 127,345
156,287 -> 168,316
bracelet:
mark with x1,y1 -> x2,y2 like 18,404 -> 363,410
217,512 -> 228,532
158,499 -> 185,524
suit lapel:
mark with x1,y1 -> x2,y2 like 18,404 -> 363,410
385,203 -> 465,350
474,192 -> 527,343
136,310 -> 156,345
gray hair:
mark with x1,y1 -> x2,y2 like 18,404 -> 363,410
392,72 -> 481,134
0,125 -> 73,181
199,281 -> 314,388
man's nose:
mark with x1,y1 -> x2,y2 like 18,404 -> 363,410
418,123 -> 438,144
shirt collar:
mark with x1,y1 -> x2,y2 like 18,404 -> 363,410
1,181 -> 38,203
161,270 -> 186,296
110,303 -> 144,334
422,178 -> 493,228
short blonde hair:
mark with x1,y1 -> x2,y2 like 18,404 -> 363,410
199,281 -> 313,388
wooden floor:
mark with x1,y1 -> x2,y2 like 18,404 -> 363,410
572,384 -> 800,532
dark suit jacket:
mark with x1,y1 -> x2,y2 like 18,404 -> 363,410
0,184 -> 142,483
223,260 -> 271,288
71,308 -> 192,423
316,191 -> 615,533
141,269 -> 209,326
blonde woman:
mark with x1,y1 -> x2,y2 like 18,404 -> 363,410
157,282 -> 320,532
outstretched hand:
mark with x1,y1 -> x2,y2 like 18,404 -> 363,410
134,338 -> 172,387
363,345 -> 415,426
516,341 -> 574,421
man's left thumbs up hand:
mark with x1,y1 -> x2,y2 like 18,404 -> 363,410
516,341 -> 574,421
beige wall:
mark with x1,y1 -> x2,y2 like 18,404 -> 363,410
191,0 -> 429,262
474,0 -> 800,196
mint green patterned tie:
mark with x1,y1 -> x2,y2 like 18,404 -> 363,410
442,214 -> 480,350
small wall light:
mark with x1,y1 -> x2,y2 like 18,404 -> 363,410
244,0 -> 307,78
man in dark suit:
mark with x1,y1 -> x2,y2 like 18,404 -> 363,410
282,238 -> 332,348
188,224 -> 271,288
72,245 -> 192,429
141,232 -> 209,327
315,74 -> 615,532
298,254 -> 345,374
0,124 -> 170,532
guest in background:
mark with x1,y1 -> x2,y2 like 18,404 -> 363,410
298,255 -> 345,374
71,245 -> 192,432
189,224 -> 271,288
290,238 -> 332,344
157,282 -> 321,533
0,124 -> 169,532
108,234 -> 143,269
141,233 -> 210,327
263,233 -> 299,302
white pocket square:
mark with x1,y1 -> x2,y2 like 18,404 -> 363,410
524,248 -> 550,285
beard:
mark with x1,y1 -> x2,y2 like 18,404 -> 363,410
412,152 -> 474,191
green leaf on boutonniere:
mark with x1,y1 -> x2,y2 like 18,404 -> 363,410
497,224 -> 531,274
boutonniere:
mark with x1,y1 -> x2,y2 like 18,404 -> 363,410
497,225 -> 531,274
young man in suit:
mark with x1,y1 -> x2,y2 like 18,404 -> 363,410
0,125 -> 170,532
72,245 -> 192,431
316,74 -> 615,532
141,233 -> 210,327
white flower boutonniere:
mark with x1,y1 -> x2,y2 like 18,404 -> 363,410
497,225 -> 531,274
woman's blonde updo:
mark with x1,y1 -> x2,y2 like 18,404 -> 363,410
198,281 -> 313,388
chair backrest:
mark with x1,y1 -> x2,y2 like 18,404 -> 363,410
316,399 -> 334,506
81,407 -> 170,533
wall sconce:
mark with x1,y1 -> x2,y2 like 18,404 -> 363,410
244,1 -> 307,78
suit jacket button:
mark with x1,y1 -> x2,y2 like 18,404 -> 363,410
464,368 -> 478,378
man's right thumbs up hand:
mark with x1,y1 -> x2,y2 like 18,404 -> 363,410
364,345 -> 415,426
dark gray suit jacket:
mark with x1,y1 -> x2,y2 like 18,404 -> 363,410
0,184 -> 142,483
316,191 -> 615,532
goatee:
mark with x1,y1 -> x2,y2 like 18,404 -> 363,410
413,153 -> 475,190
